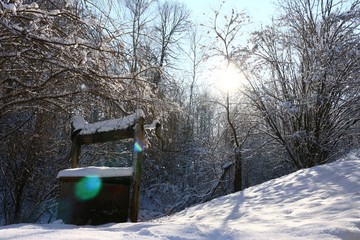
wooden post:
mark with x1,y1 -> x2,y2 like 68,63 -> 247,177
70,117 -> 83,168
130,117 -> 145,222
70,135 -> 81,168
70,116 -> 85,168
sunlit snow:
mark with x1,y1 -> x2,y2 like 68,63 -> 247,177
1,149 -> 359,240
57,166 -> 133,178
72,109 -> 145,135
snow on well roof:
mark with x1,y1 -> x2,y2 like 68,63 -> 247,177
57,166 -> 133,178
72,109 -> 145,135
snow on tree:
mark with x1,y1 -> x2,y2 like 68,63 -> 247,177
0,0 -> 156,224
247,0 -> 360,169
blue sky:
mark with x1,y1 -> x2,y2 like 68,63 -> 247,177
178,0 -> 277,27
162,0 -> 279,90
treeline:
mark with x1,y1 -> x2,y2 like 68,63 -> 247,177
0,0 -> 359,224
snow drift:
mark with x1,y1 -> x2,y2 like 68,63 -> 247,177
1,149 -> 359,240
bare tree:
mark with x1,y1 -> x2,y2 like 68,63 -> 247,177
206,4 -> 252,192
122,0 -> 156,74
155,1 -> 190,68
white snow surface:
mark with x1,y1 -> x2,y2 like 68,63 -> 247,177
73,109 -> 145,135
1,149 -> 360,240
1,2 -> 16,13
144,120 -> 160,130
57,166 -> 133,178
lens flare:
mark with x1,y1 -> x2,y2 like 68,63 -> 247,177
133,139 -> 144,153
75,176 -> 102,201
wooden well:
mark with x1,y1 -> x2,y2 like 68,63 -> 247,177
57,110 -> 152,224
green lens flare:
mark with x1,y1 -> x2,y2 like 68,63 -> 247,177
134,139 -> 144,153
75,176 -> 102,201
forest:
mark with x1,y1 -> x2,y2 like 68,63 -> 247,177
0,0 -> 359,225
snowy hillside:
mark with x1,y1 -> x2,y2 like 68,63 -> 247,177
1,150 -> 359,240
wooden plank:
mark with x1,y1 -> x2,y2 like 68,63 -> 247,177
78,127 -> 134,145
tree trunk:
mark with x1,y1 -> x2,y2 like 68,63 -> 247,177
233,147 -> 242,192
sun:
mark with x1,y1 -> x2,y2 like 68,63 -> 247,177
210,61 -> 245,93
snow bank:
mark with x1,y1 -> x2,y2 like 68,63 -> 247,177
163,149 -> 360,239
57,166 -> 133,178
1,149 -> 360,240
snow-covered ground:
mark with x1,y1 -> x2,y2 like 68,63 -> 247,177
1,150 -> 359,240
